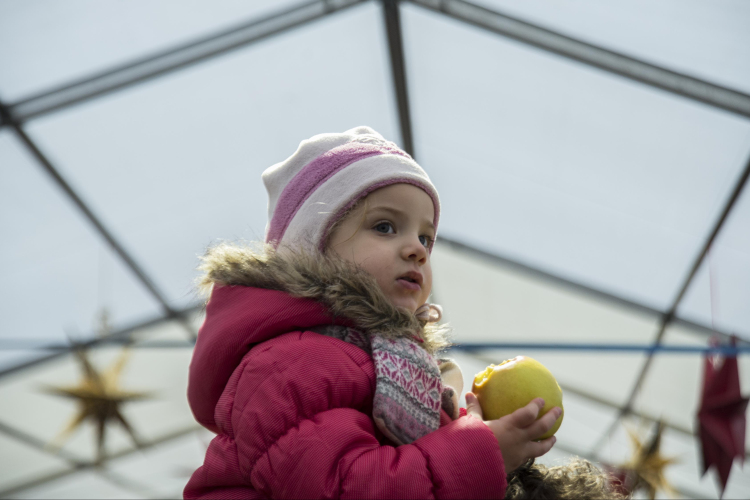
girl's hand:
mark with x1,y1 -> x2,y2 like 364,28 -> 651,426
465,392 -> 561,472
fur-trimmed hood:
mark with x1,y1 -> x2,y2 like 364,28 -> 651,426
198,243 -> 451,356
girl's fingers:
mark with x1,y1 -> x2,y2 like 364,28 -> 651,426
508,398 -> 545,427
527,436 -> 557,458
526,407 -> 562,439
464,392 -> 484,419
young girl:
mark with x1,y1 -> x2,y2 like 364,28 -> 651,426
184,127 -> 619,499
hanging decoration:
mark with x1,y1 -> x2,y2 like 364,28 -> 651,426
697,335 -> 748,497
608,420 -> 678,499
95,307 -> 112,338
42,346 -> 151,463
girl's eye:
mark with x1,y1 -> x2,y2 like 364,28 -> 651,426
374,222 -> 395,234
419,235 -> 433,247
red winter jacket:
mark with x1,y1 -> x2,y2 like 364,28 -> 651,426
184,283 -> 507,499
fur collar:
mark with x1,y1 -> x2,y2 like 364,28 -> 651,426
198,244 -> 451,356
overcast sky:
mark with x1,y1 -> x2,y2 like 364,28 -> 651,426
1,0 -> 748,367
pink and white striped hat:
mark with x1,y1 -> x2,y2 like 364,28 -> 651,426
262,126 -> 440,251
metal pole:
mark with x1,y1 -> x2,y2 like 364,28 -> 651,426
437,235 -> 744,344
382,0 -> 415,156
408,0 -> 750,120
0,103 -> 197,340
4,0 -> 368,123
591,151 -> 750,454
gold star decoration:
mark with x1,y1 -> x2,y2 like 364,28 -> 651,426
617,420 -> 680,499
42,346 -> 151,463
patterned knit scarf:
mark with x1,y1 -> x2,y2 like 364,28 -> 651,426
310,324 -> 455,445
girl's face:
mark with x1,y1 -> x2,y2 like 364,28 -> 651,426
328,183 -> 435,313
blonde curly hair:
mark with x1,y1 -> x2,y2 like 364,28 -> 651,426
504,458 -> 629,500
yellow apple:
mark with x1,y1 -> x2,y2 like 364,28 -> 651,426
472,356 -> 564,439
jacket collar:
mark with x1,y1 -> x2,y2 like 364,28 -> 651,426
188,244 -> 451,432
197,243 -> 450,355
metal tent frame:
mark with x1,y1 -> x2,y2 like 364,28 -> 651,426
1,1 -> 748,497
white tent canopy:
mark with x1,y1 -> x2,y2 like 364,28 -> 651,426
1,1 -> 749,498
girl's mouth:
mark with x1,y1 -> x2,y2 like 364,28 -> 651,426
396,278 -> 421,291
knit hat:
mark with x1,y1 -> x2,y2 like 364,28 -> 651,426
262,126 -> 440,251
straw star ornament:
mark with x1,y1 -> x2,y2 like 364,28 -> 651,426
42,347 -> 150,463
615,420 -> 679,500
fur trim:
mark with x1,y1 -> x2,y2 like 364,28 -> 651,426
199,243 -> 451,356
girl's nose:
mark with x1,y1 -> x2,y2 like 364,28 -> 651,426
403,235 -> 428,263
